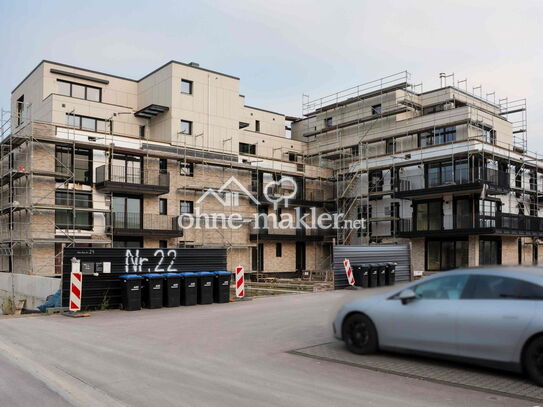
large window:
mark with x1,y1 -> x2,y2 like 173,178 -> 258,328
111,154 -> 142,184
420,126 -> 456,147
480,238 -> 501,265
55,191 -> 93,230
58,80 -> 101,102
415,200 -> 441,231
55,146 -> 92,184
66,114 -> 110,133
479,200 -> 497,228
112,196 -> 141,229
426,158 -> 469,187
239,142 -> 256,155
455,198 -> 472,229
427,239 -> 468,271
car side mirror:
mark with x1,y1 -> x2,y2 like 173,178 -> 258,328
399,288 -> 417,305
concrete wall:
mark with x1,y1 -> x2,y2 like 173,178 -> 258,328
0,272 -> 60,310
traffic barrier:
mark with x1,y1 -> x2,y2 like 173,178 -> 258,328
343,258 -> 355,286
235,266 -> 244,298
69,258 -> 83,311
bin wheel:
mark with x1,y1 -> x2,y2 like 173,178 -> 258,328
523,336 -> 543,386
342,313 -> 378,355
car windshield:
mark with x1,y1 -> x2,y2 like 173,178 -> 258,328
412,275 -> 469,300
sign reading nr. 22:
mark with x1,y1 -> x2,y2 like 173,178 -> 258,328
125,249 -> 178,273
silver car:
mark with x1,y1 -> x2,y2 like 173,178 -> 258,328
333,267 -> 543,385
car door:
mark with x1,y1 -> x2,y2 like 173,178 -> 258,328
456,275 -> 537,363
373,274 -> 470,356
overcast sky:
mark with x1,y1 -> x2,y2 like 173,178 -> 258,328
1,0 -> 542,151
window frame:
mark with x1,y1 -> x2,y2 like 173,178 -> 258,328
179,200 -> 194,214
55,190 -> 93,230
57,80 -> 102,102
181,79 -> 193,95
180,120 -> 193,135
159,198 -> 168,215
276,242 -> 282,257
179,161 -> 194,176
239,142 -> 256,155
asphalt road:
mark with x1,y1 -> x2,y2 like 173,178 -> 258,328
0,287 -> 534,407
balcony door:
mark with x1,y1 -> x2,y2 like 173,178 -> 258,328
112,196 -> 142,229
110,154 -> 142,184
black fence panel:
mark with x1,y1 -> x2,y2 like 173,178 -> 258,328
62,247 -> 227,309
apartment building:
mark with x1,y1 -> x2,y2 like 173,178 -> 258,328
291,71 -> 540,272
1,63 -> 539,277
0,60 -> 334,277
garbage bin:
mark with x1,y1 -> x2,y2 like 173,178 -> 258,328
163,273 -> 181,307
196,272 -> 214,304
179,272 -> 198,306
352,265 -> 369,288
368,264 -> 378,288
385,262 -> 397,286
213,271 -> 231,303
142,273 -> 164,309
376,263 -> 387,286
119,274 -> 143,311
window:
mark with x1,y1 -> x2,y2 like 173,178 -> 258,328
180,120 -> 192,135
467,275 -> 543,300
386,138 -> 395,154
139,125 -> 145,139
255,120 -> 260,132
111,154 -> 142,184
16,95 -> 24,126
427,239 -> 469,270
288,152 -> 297,162
57,80 -> 101,102
159,199 -> 167,215
239,142 -> 256,155
415,201 -> 441,231
413,275 -> 470,299
371,104 -> 382,115
455,198 -> 471,229
181,79 -> 193,94
426,159 -> 467,187
420,126 -> 456,147
480,238 -> 501,265
66,114 -> 110,133
159,159 -> 167,174
276,243 -> 282,257
112,196 -> 141,229
159,240 -> 168,248
55,191 -> 92,230
325,117 -> 333,127
422,104 -> 446,115
239,122 -> 249,129
180,200 -> 194,214
479,200 -> 497,228
276,208 -> 282,222
179,161 -> 194,176
55,146 -> 92,184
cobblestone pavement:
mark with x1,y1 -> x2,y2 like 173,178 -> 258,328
290,341 -> 543,403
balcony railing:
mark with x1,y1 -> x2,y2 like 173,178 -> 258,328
96,165 -> 169,194
111,212 -> 182,236
397,167 -> 510,193
399,213 -> 543,236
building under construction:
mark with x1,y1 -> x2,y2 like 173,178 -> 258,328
0,61 -> 540,280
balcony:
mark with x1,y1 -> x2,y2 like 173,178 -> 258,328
111,212 -> 182,237
399,213 -> 543,237
95,165 -> 169,195
396,167 -> 510,198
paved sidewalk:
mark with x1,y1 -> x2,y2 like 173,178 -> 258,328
292,341 -> 543,403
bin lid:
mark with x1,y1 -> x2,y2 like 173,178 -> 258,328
178,272 -> 196,277
142,273 -> 162,278
213,271 -> 231,276
195,271 -> 213,276
163,273 -> 181,277
120,274 -> 143,280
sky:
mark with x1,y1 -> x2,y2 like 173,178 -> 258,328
1,0 -> 542,151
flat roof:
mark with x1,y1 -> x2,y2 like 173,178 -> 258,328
11,59 -> 241,94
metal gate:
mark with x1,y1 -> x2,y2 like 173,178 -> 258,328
333,245 -> 411,289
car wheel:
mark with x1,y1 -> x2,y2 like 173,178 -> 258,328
342,313 -> 378,355
524,336 -> 543,386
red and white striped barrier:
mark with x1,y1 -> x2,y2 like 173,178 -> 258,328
343,258 -> 355,286
235,266 -> 244,298
69,258 -> 83,312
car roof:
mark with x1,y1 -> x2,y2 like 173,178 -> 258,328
425,266 -> 543,285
